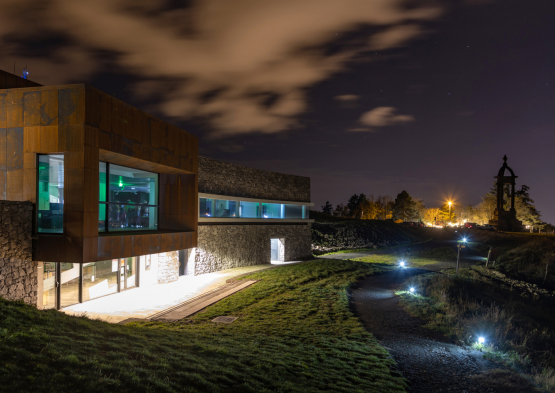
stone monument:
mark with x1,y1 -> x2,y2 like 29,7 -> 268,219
489,155 -> 524,232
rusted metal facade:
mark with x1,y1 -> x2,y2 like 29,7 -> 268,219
0,70 -> 198,264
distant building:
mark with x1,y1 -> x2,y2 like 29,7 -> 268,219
0,69 -> 313,310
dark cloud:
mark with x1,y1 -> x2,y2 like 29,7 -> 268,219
0,0 -> 442,137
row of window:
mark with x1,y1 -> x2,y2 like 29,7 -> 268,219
42,254 -> 167,310
199,198 -> 308,219
37,154 -> 309,235
38,155 -> 159,234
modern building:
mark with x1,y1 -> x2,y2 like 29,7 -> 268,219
0,70 -> 313,311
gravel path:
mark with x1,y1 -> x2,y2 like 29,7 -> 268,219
327,240 -> 534,392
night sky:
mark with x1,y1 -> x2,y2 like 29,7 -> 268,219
1,0 -> 554,223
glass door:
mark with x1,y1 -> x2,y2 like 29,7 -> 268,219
42,262 -> 57,309
119,258 -> 137,290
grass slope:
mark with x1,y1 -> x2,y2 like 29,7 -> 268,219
0,260 -> 406,393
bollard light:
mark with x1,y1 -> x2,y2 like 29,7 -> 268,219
478,337 -> 485,344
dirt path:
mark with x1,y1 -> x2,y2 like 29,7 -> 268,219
326,240 -> 532,392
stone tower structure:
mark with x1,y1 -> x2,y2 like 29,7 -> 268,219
489,155 -> 524,232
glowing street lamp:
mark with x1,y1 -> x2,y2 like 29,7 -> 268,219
448,201 -> 452,223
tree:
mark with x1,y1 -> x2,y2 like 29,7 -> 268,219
392,190 -> 418,222
375,195 -> 394,220
347,194 -> 363,218
475,190 -> 496,224
333,203 -> 349,218
414,199 -> 426,222
423,208 -> 441,225
321,201 -> 333,215
438,202 -> 458,223
514,185 -> 543,231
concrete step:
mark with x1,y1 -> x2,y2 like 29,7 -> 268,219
147,279 -> 258,322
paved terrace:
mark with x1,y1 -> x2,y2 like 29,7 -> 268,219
63,262 -> 300,323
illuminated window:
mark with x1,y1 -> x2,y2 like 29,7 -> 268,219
37,154 -> 64,233
99,162 -> 159,232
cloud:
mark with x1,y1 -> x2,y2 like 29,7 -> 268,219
347,127 -> 373,132
368,24 -> 424,51
219,143 -> 245,153
0,0 -> 442,137
359,106 -> 414,127
335,94 -> 361,101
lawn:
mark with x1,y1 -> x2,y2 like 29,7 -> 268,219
351,253 -> 447,268
0,260 -> 406,393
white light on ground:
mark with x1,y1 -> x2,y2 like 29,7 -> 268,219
400,261 -> 405,267
409,287 -> 415,293
478,337 -> 485,344
463,238 -> 467,242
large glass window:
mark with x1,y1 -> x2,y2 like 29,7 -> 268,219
262,203 -> 283,219
60,263 -> 80,308
82,260 -> 118,301
239,201 -> 260,218
214,199 -> 237,217
42,262 -> 57,309
199,198 -> 214,217
284,204 -> 303,219
99,163 -> 159,232
37,155 -> 64,233
200,198 -> 309,220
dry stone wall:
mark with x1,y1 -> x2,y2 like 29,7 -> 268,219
195,224 -> 311,275
311,221 -> 415,254
0,201 -> 36,305
199,156 -> 310,202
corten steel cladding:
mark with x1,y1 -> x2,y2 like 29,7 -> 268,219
0,76 -> 199,263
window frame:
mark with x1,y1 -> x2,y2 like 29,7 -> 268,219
99,162 -> 161,233
36,153 -> 65,235
198,196 -> 311,221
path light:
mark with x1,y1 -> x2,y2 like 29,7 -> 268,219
400,261 -> 405,267
463,238 -> 467,242
478,337 -> 485,344
409,287 -> 415,293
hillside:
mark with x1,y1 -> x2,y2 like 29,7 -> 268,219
310,212 -> 422,254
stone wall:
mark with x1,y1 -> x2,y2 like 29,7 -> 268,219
311,221 -> 415,254
0,201 -> 36,304
195,224 -> 311,275
157,251 -> 179,284
199,156 -> 310,202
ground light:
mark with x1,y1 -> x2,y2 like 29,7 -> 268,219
409,287 -> 415,293
463,238 -> 467,242
478,337 -> 485,344
400,261 -> 405,267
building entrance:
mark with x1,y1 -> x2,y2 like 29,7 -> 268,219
119,258 -> 137,290
270,239 -> 285,262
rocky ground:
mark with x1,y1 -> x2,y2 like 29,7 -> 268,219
322,240 -> 539,392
